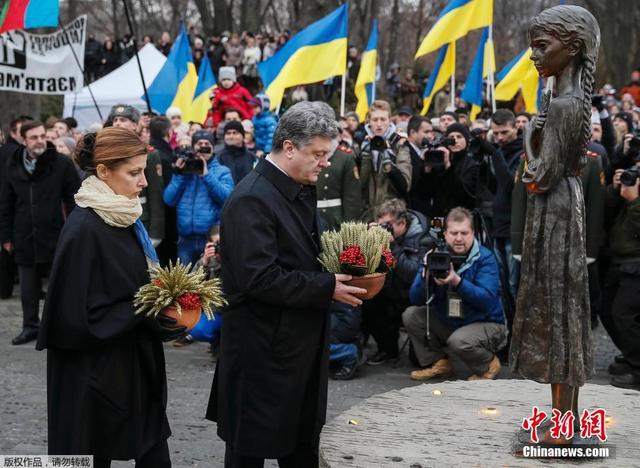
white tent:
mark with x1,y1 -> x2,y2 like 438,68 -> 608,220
63,44 -> 167,130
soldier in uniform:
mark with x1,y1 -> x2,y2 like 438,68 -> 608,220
317,140 -> 362,230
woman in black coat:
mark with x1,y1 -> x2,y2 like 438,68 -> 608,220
36,127 -> 184,468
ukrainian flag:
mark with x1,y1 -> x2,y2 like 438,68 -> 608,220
494,49 -> 543,113
192,53 -> 217,124
415,0 -> 493,60
420,42 -> 456,116
460,28 -> 495,120
258,4 -> 347,110
355,19 -> 378,121
147,24 -> 198,120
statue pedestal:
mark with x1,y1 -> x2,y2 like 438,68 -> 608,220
320,380 -> 639,467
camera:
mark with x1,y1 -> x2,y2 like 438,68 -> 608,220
212,240 -> 221,255
369,135 -> 388,152
620,166 -> 640,187
425,240 -> 466,279
628,136 -> 640,154
175,146 -> 205,175
422,136 -> 456,169
379,222 -> 394,234
591,94 -> 604,108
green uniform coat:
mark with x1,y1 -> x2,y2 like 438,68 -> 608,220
316,148 -> 362,230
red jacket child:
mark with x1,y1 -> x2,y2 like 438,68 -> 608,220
204,66 -> 254,128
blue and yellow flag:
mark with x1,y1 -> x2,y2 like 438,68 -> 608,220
420,42 -> 456,116
415,0 -> 493,59
258,4 -> 347,109
147,24 -> 198,120
494,49 -> 542,113
460,27 -> 495,120
192,53 -> 217,124
355,19 -> 378,121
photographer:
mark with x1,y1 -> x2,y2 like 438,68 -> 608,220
602,164 -> 640,390
163,130 -> 234,265
364,199 -> 430,365
426,123 -> 479,218
612,112 -> 638,171
402,207 -> 506,381
358,100 -> 412,220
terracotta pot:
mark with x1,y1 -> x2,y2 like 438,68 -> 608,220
161,306 -> 201,331
345,272 -> 387,300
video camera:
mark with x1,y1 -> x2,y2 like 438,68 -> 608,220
175,145 -> 209,175
421,136 -> 456,169
368,135 -> 395,171
425,240 -> 467,279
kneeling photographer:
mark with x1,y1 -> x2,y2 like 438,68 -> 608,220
402,207 -> 506,381
163,130 -> 234,265
603,164 -> 640,390
364,198 -> 430,365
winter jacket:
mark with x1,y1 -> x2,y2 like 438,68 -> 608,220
491,137 -> 524,238
206,83 -> 254,127
0,144 -> 80,265
253,111 -> 278,154
604,184 -> 640,261
358,123 -> 412,220
383,210 -> 431,307
163,158 -> 234,238
427,149 -> 479,218
218,145 -> 257,184
410,240 -> 505,329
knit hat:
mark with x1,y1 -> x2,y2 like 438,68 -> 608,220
166,106 -> 182,119
441,111 -> 459,123
223,120 -> 245,136
591,111 -> 601,125
241,119 -> 254,134
59,136 -> 76,155
445,122 -> 470,144
345,111 -> 359,122
256,93 -> 271,112
109,104 -> 140,123
218,66 -> 237,83
191,129 -> 215,146
614,112 -> 634,132
397,105 -> 413,116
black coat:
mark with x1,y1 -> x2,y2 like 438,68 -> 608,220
36,207 -> 170,459
0,144 -> 79,265
430,150 -> 479,218
207,158 -> 336,457
406,142 -> 430,216
218,144 -> 256,184
491,138 -> 524,238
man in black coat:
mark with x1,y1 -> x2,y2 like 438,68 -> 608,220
149,116 -> 178,266
0,121 -> 80,345
217,120 -> 257,184
206,101 -> 365,467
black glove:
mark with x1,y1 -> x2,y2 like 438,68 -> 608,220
144,314 -> 188,342
478,139 -> 497,156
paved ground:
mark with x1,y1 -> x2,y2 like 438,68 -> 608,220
0,293 -> 622,467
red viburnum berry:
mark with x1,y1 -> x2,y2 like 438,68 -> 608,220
382,248 -> 394,267
339,245 -> 366,267
153,278 -> 165,288
177,292 -> 202,310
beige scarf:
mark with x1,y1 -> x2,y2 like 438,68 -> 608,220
74,175 -> 142,227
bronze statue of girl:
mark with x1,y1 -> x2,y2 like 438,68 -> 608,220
510,5 -> 600,445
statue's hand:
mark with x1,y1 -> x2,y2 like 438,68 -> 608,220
533,113 -> 547,130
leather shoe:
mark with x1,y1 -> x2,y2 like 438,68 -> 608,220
367,351 -> 398,366
611,372 -> 640,391
410,358 -> 452,381
468,355 -> 502,380
614,354 -> 628,364
12,329 -> 38,345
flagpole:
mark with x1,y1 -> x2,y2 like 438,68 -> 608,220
122,0 -> 152,113
488,25 -> 496,113
340,72 -> 347,117
59,20 -> 103,120
450,42 -> 456,109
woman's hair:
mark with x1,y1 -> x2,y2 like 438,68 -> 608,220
529,5 -> 600,156
75,127 -> 147,174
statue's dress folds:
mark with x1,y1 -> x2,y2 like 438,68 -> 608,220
510,95 -> 594,387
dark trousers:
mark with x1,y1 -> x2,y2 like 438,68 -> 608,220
362,293 -> 402,356
601,266 -> 640,370
224,443 -> 319,468
18,263 -> 49,331
94,438 -> 171,468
